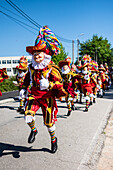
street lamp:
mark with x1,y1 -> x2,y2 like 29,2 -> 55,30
95,47 -> 100,62
76,33 -> 84,62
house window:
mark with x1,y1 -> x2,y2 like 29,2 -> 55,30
2,60 -> 6,64
13,60 -> 19,64
7,68 -> 11,72
0,60 -> 1,64
7,60 -> 11,64
13,68 -> 17,74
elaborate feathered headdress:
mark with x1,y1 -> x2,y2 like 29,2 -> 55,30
26,26 -> 61,56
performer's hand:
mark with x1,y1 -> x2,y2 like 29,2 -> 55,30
84,74 -> 89,80
39,75 -> 49,90
20,89 -> 26,98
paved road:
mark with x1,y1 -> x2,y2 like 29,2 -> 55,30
0,88 -> 113,170
0,90 -> 19,100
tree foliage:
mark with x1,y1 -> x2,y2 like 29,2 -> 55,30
51,43 -> 68,65
79,35 -> 112,66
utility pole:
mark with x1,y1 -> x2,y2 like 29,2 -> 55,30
72,40 -> 74,64
77,39 -> 80,62
96,49 -> 97,62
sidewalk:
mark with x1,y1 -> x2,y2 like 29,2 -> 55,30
97,109 -> 113,170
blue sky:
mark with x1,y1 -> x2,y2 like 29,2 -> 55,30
0,0 -> 113,62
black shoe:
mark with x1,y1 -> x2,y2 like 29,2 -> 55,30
67,110 -> 72,116
17,106 -> 24,113
28,130 -> 38,144
100,95 -> 103,98
93,99 -> 96,103
90,101 -> 93,106
20,109 -> 25,114
72,105 -> 77,110
51,137 -> 57,153
17,107 -> 22,112
76,99 -> 78,103
84,108 -> 88,112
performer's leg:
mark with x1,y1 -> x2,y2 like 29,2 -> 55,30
17,89 -> 26,113
84,92 -> 89,112
90,93 -> 93,105
48,125 -> 57,153
75,89 -> 79,103
25,98 -> 39,143
93,88 -> 97,103
65,96 -> 72,116
80,92 -> 82,104
100,88 -> 103,98
71,99 -> 77,110
42,98 -> 57,153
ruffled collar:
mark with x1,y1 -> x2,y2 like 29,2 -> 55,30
18,71 -> 25,77
32,53 -> 51,69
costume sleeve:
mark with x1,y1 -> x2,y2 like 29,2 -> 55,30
91,74 -> 97,85
22,72 -> 30,89
48,67 -> 63,90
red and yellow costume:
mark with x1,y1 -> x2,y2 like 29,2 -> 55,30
14,56 -> 28,112
59,58 -> 77,116
98,65 -> 106,97
78,55 -> 93,111
21,26 -> 67,153
23,62 -> 67,125
0,68 -> 8,96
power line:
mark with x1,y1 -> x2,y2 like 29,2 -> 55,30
5,0 -> 41,29
5,0 -> 75,43
0,4 -> 27,21
0,10 -> 37,35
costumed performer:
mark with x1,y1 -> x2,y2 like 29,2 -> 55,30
13,56 -> 28,113
21,26 -> 67,153
59,57 -> 77,116
0,68 -> 8,96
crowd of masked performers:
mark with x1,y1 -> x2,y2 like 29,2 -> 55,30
58,55 -> 112,114
0,26 -> 113,154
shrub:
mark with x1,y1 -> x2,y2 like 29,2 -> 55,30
0,76 -> 18,92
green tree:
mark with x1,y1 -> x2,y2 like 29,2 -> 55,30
110,48 -> 113,66
52,43 -> 68,65
79,35 -> 112,65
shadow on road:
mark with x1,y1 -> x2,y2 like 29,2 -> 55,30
0,142 -> 51,158
0,106 -> 17,110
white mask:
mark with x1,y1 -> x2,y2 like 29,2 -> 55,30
82,70 -> 88,74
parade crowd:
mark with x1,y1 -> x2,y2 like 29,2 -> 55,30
0,26 -> 113,154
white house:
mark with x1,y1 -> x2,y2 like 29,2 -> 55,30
0,56 -> 32,76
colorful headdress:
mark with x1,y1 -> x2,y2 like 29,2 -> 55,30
16,56 -> 28,70
90,60 -> 98,72
59,57 -> 71,69
98,64 -> 106,71
65,56 -> 71,63
26,26 -> 61,56
82,54 -> 92,63
0,68 -> 8,83
80,54 -> 92,69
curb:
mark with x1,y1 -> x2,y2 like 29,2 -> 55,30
0,97 -> 19,105
0,98 -> 15,104
77,101 -> 113,170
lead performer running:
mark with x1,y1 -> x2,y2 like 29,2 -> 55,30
21,26 -> 67,153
